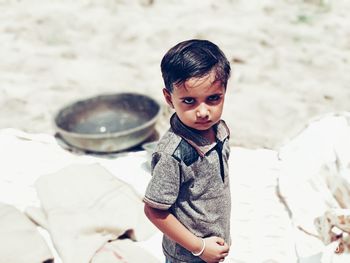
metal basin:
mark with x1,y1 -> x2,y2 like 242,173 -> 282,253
54,93 -> 161,153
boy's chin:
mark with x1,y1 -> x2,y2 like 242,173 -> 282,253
194,126 -> 212,131
180,118 -> 217,131
191,123 -> 216,131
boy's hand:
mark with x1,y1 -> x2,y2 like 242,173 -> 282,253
199,236 -> 229,263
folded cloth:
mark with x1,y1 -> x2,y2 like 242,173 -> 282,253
26,163 -> 156,263
314,209 -> 350,249
92,239 -> 159,263
0,203 -> 53,263
278,113 -> 350,260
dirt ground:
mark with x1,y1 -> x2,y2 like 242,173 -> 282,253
1,0 -> 350,149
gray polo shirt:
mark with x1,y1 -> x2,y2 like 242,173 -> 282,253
143,114 -> 231,263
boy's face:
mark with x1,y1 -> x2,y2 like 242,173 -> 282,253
163,71 -> 225,132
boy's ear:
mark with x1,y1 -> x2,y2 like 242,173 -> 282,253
162,88 -> 174,108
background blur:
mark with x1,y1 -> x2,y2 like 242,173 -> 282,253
1,0 -> 349,149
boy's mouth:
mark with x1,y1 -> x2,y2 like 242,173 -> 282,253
195,120 -> 211,124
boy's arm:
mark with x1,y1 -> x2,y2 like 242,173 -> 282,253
144,204 -> 230,262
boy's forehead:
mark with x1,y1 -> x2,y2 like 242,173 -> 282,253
185,74 -> 214,88
173,80 -> 224,97
174,71 -> 223,91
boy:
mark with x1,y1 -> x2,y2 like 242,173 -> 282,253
143,39 -> 231,263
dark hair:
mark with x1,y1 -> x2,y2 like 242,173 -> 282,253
160,39 -> 231,92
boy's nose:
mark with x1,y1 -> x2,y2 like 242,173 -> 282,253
196,104 -> 209,118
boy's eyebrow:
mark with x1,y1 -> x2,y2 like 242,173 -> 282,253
178,96 -> 195,99
178,92 -> 224,100
207,92 -> 224,97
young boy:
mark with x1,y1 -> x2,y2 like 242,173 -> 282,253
143,39 -> 231,263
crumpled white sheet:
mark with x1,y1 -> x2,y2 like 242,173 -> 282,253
0,203 -> 53,263
0,128 -> 162,263
0,128 -> 296,263
278,112 -> 350,263
26,163 -> 156,263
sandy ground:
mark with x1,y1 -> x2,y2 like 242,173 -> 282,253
1,0 -> 350,149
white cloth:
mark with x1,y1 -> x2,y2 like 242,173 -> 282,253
26,163 -> 156,263
0,203 -> 53,263
278,113 -> 350,262
227,147 -> 296,262
92,239 -> 159,263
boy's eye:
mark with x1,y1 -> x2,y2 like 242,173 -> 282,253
207,95 -> 221,101
182,98 -> 195,104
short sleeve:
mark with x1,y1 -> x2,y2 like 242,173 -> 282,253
143,152 -> 180,210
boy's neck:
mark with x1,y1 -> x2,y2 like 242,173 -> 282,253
195,127 -> 216,144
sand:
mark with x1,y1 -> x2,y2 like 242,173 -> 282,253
1,0 -> 350,149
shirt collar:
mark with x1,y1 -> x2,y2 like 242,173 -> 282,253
170,113 -> 230,157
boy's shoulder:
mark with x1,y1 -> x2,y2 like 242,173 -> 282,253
154,128 -> 199,166
154,127 -> 182,155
